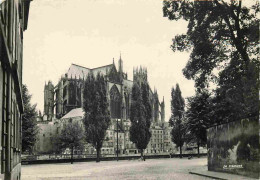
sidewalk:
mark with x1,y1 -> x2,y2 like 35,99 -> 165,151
189,168 -> 257,180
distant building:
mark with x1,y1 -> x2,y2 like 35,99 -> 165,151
0,0 -> 32,179
36,57 -> 168,155
44,81 -> 54,120
43,57 -> 165,122
147,125 -> 164,154
162,123 -> 175,153
35,108 -> 86,154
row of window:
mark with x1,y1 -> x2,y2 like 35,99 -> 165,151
150,139 -> 163,143
103,142 -> 114,147
0,2 -> 30,179
1,0 -> 24,83
150,144 -> 164,148
152,130 -> 163,134
0,67 -> 21,173
152,134 -> 163,138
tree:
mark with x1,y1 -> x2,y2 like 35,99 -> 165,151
163,0 -> 259,87
214,52 -> 259,123
22,84 -> 38,154
186,91 -> 212,157
50,134 -> 62,154
141,82 -> 152,132
83,72 -> 110,162
130,81 -> 152,161
169,84 -> 186,158
163,0 -> 259,123
57,121 -> 84,164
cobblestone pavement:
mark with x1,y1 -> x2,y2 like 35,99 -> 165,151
22,157 -> 210,180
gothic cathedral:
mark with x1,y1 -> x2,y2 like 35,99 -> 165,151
43,56 -> 165,125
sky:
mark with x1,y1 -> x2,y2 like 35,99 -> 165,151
23,0 -> 195,121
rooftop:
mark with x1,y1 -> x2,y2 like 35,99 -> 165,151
66,63 -> 114,79
61,108 -> 84,119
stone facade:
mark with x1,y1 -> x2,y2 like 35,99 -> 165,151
0,0 -> 32,179
36,57 -> 171,155
43,57 -> 165,122
43,81 -> 54,120
34,120 -> 56,153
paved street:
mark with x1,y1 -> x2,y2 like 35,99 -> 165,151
22,157 -> 210,180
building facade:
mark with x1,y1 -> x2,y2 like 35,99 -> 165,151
36,57 -> 171,155
43,57 -> 165,122
0,0 -> 32,179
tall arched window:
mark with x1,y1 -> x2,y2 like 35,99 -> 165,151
110,85 -> 121,119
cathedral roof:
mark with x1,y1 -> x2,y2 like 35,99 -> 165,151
66,63 -> 114,79
61,108 -> 84,119
67,64 -> 91,79
92,64 -> 114,77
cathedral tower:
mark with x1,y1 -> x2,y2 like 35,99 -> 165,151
44,81 -> 55,119
118,54 -> 124,82
133,66 -> 148,84
118,53 -> 123,74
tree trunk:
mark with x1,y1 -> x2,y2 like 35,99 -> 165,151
179,146 -> 182,159
71,146 -> 74,164
96,146 -> 100,162
140,149 -> 146,161
197,142 -> 200,158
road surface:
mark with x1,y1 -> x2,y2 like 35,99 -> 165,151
22,157 -> 210,180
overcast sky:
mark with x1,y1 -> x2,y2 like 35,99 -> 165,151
23,0 -> 195,121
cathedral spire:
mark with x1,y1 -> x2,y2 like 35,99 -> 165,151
118,53 -> 123,73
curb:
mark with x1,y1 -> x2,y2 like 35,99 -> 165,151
189,171 -> 227,180
22,154 -> 207,165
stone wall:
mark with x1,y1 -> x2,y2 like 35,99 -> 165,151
35,122 -> 58,154
207,119 -> 259,178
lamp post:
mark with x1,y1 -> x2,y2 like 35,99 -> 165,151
116,118 -> 119,161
